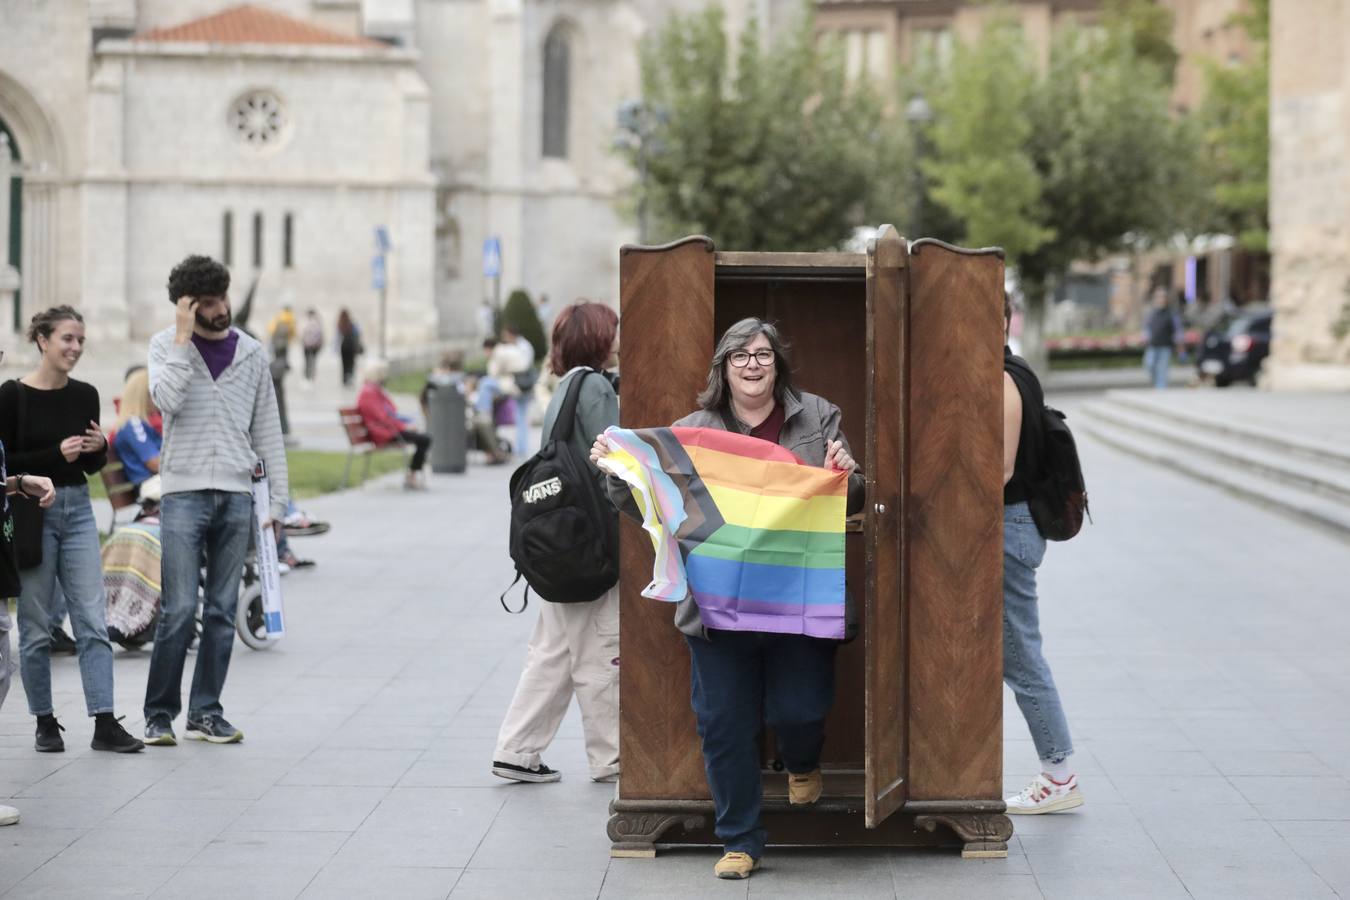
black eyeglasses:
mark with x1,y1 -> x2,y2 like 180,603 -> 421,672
727,349 -> 775,368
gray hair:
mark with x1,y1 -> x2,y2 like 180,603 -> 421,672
697,318 -> 799,411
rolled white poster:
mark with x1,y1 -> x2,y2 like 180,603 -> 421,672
252,463 -> 285,638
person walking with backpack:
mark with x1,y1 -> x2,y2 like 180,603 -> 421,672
1142,286 -> 1185,389
0,307 -> 144,753
492,301 -> 621,784
1002,295 -> 1083,815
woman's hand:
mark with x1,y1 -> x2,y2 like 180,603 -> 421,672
59,435 -> 84,462
80,421 -> 106,454
825,439 -> 856,473
20,475 -> 56,508
590,433 -> 612,468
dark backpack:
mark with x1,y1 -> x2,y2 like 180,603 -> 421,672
1026,405 -> 1090,541
1004,353 -> 1090,542
500,371 -> 619,611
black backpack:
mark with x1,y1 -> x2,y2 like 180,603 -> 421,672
1027,405 -> 1089,541
500,370 -> 619,611
1004,354 -> 1090,542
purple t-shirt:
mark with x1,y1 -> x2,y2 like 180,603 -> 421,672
192,330 -> 239,381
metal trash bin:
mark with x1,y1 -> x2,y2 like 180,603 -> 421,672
427,384 -> 468,474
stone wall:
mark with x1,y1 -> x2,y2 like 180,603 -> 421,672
1266,0 -> 1350,389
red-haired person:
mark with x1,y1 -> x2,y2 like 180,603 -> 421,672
492,301 -> 621,784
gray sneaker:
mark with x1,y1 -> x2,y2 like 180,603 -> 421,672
185,715 -> 243,744
144,718 -> 177,747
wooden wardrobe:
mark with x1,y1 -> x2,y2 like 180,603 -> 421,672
607,226 -> 1011,858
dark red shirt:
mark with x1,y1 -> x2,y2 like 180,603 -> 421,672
748,403 -> 785,444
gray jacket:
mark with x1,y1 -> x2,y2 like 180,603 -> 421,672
608,390 -> 864,641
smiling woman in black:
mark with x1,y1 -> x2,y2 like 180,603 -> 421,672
0,306 -> 143,753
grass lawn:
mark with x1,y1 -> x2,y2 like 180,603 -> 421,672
86,449 -> 408,502
384,368 -> 430,395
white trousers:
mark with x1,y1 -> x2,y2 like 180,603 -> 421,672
494,586 -> 620,780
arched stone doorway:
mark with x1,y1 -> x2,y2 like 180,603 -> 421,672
0,69 -> 63,336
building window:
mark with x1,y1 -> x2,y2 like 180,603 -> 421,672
912,27 -> 954,73
252,212 -> 263,268
542,25 -> 571,159
222,211 -> 233,266
283,212 -> 294,268
229,90 -> 288,149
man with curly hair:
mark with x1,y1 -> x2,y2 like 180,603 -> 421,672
142,255 -> 289,746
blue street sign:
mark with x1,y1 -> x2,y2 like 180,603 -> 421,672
374,226 -> 392,254
371,254 -> 386,291
483,237 -> 502,278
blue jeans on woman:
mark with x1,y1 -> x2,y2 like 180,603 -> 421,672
1003,501 -> 1073,764
686,629 -> 837,859
143,490 -> 252,724
16,484 -> 115,716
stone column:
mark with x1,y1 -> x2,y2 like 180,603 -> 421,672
1267,0 -> 1350,389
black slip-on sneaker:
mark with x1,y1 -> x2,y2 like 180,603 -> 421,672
491,761 -> 562,783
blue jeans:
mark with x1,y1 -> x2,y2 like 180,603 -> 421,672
16,484 -> 115,716
1143,345 -> 1172,389
1003,502 -> 1073,764
515,393 -> 531,458
144,490 -> 252,723
686,630 -> 837,858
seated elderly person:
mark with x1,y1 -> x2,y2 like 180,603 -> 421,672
356,357 -> 432,490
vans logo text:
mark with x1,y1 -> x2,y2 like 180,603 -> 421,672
523,478 -> 563,504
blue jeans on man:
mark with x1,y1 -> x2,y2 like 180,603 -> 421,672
1143,345 -> 1172,390
143,490 -> 252,724
16,484 -> 115,716
1003,502 -> 1073,764
685,629 -> 836,859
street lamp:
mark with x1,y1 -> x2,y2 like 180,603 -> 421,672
615,100 -> 667,245
905,93 -> 933,241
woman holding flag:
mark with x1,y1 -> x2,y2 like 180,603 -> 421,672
591,318 -> 863,880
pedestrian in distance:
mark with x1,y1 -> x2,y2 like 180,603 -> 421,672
590,318 -> 864,881
301,308 -> 323,385
142,255 -> 290,747
1142,286 -> 1185,390
0,306 -> 144,753
503,324 -> 537,458
1002,294 -> 1084,815
493,301 -> 621,785
0,403 -> 58,824
356,358 -> 432,490
336,308 -> 363,387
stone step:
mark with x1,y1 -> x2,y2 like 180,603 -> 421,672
1102,389 -> 1350,473
1078,399 -> 1350,506
1074,414 -> 1350,542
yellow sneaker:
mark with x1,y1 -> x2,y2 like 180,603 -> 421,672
788,768 -> 823,805
714,851 -> 760,879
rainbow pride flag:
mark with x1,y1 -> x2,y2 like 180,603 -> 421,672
598,426 -> 848,639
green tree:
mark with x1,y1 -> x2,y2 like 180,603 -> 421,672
621,4 -> 907,250
1197,0 -> 1268,251
922,14 -> 1054,261
501,289 -> 547,362
921,4 -> 1203,366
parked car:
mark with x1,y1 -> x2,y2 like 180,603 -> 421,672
1197,308 -> 1273,387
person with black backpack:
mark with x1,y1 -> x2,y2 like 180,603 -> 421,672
492,301 -> 621,784
1001,294 -> 1084,815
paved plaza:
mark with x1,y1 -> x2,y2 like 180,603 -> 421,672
2,390 -> 1349,899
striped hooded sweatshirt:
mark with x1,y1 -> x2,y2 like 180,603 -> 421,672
148,326 -> 289,520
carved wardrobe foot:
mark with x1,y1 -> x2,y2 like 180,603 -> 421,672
915,812 -> 1013,859
607,810 -> 708,858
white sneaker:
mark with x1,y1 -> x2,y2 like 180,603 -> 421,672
1005,773 -> 1084,815
0,804 -> 18,826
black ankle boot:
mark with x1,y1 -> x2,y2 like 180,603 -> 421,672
91,714 -> 144,753
35,714 -> 65,753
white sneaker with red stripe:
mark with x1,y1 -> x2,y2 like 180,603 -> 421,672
1005,773 -> 1084,814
